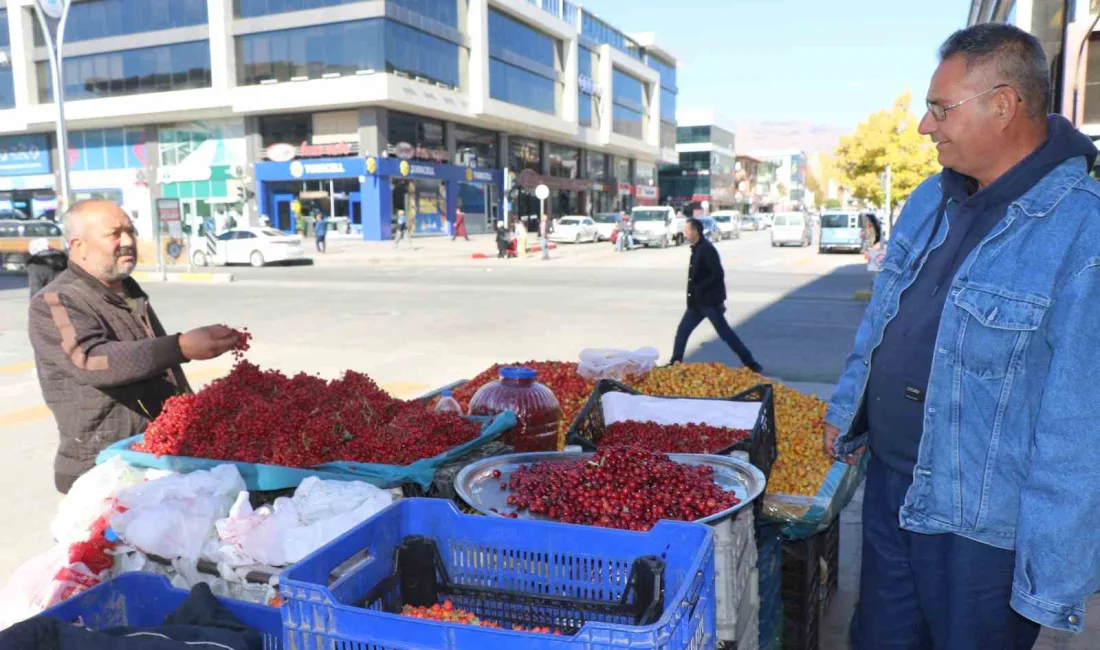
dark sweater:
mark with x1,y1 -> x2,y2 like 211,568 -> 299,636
867,115 -> 1098,475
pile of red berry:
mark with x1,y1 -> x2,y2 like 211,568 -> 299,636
400,601 -> 560,634
138,361 -> 481,467
599,420 -> 750,454
503,445 -> 739,530
228,326 -> 252,361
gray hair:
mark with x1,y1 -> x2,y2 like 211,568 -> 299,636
939,23 -> 1050,121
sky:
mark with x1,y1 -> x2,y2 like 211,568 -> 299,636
579,0 -> 971,129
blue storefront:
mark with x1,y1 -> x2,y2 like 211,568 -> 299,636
254,156 -> 502,241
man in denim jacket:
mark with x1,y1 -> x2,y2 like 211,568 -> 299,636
824,24 -> 1100,648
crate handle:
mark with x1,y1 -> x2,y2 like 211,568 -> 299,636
328,546 -> 375,588
682,569 -> 705,619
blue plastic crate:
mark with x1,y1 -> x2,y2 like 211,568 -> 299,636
35,572 -> 281,649
280,498 -> 717,650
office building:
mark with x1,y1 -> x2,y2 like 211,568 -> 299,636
0,0 -> 677,242
658,109 -> 739,215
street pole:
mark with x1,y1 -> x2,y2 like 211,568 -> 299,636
33,0 -> 72,213
884,164 -> 892,227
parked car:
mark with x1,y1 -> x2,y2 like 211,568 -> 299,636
740,215 -> 762,232
0,218 -> 64,270
818,210 -> 864,253
550,216 -> 599,243
592,213 -> 621,241
710,210 -> 742,240
770,212 -> 812,247
697,217 -> 722,243
191,227 -> 308,267
630,206 -> 685,247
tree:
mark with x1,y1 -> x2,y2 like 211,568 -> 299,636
833,90 -> 939,213
825,198 -> 843,209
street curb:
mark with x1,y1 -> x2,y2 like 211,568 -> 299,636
131,272 -> 234,284
852,290 -> 872,301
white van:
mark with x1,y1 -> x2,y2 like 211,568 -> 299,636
630,206 -> 687,247
770,212 -> 812,247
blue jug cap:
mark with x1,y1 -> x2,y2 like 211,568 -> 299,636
500,367 -> 537,381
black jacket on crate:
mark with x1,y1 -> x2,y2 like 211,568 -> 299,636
686,236 -> 726,309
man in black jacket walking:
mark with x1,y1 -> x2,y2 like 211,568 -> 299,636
670,218 -> 763,372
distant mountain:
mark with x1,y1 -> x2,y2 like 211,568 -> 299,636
732,121 -> 851,157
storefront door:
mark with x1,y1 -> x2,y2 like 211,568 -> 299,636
349,191 -> 362,233
272,194 -> 295,233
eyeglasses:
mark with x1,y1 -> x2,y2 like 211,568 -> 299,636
925,83 -> 1015,121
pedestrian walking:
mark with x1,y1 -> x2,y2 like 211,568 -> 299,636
25,237 -> 68,297
825,24 -> 1100,649
539,214 -> 550,260
453,204 -> 470,241
312,211 -> 327,253
669,218 -> 762,372
515,218 -> 528,259
394,210 -> 409,248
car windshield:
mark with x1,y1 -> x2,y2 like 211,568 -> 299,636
559,218 -> 581,225
24,222 -> 62,237
774,214 -> 803,227
261,228 -> 286,237
821,214 -> 852,228
632,209 -> 666,221
595,214 -> 619,223
713,215 -> 730,223
0,209 -> 29,220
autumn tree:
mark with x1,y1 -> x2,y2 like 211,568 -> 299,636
833,90 -> 939,213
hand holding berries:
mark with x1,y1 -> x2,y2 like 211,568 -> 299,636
178,324 -> 243,361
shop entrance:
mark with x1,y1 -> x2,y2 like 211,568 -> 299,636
392,178 -> 446,236
273,193 -> 295,232
458,182 -> 496,235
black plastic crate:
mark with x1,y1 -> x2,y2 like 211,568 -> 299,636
361,534 -> 667,634
566,379 -> 777,480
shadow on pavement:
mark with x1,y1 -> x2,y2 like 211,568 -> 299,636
684,263 -> 870,384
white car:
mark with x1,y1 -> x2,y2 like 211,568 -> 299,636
592,213 -> 622,241
191,227 -> 308,267
710,211 -> 742,240
550,216 -> 599,243
770,212 -> 812,247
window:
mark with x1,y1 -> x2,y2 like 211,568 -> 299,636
612,156 -> 632,183
37,41 -> 211,102
235,0 -> 360,18
387,111 -> 445,160
261,114 -> 311,148
490,59 -> 555,114
488,9 -> 558,114
0,9 -> 11,108
612,69 -> 645,138
390,0 -> 459,28
69,128 -> 146,171
1086,34 -> 1100,124
677,125 -> 711,144
661,87 -> 676,123
32,0 -> 206,45
646,55 -> 676,91
581,10 -> 641,60
679,151 -> 710,171
509,137 -> 540,173
660,122 -> 676,149
547,144 -> 579,179
586,151 -> 607,181
636,161 -> 656,186
237,19 -> 459,88
453,124 -> 498,168
0,8 -> 9,48
579,93 -> 594,127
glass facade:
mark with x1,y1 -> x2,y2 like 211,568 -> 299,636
238,19 -> 460,88
260,114 -> 310,147
612,156 -> 632,183
578,46 -> 595,128
612,69 -> 645,138
647,56 -> 676,92
69,127 -> 146,171
660,122 -> 676,149
581,10 -> 642,60
488,9 -> 558,114
677,125 -> 710,144
38,41 -> 212,103
660,87 -> 676,123
32,0 -> 206,45
453,124 -> 498,169
586,151 -> 607,181
509,137 -> 540,173
390,0 -> 459,27
387,111 -> 446,161
547,144 -> 579,178
236,0 -> 360,18
0,10 -> 12,110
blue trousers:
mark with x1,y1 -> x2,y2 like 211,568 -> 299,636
670,305 -> 757,367
851,455 -> 1041,650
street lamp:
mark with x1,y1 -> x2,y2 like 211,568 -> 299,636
33,0 -> 72,212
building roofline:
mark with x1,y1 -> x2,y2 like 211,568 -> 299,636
674,108 -> 737,136
630,32 -> 678,64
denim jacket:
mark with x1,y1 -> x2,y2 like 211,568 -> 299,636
826,157 -> 1100,632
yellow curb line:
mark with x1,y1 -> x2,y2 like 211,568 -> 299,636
853,290 -> 872,301
0,361 -> 35,375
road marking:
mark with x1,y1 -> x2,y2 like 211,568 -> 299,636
794,257 -> 813,268
753,259 -> 779,268
0,404 -> 51,429
0,361 -> 35,375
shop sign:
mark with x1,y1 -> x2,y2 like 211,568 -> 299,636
617,182 -> 633,196
289,161 -> 347,178
155,198 -> 181,223
636,185 -> 658,200
409,163 -> 436,177
0,134 -> 50,177
266,143 -> 296,163
471,170 -> 494,183
298,141 -> 353,158
387,142 -> 450,164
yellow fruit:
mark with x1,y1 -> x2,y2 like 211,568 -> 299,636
627,363 -> 832,496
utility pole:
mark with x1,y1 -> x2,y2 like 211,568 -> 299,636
33,0 -> 72,212
884,164 -> 893,226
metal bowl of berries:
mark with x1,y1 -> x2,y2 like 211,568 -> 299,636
454,447 -> 766,528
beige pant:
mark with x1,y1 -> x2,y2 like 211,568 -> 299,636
518,236 -> 528,257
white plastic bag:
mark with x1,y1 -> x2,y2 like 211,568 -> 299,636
110,465 -> 245,561
212,477 -> 395,567
51,457 -> 170,546
578,347 -> 660,381
0,545 -> 104,630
